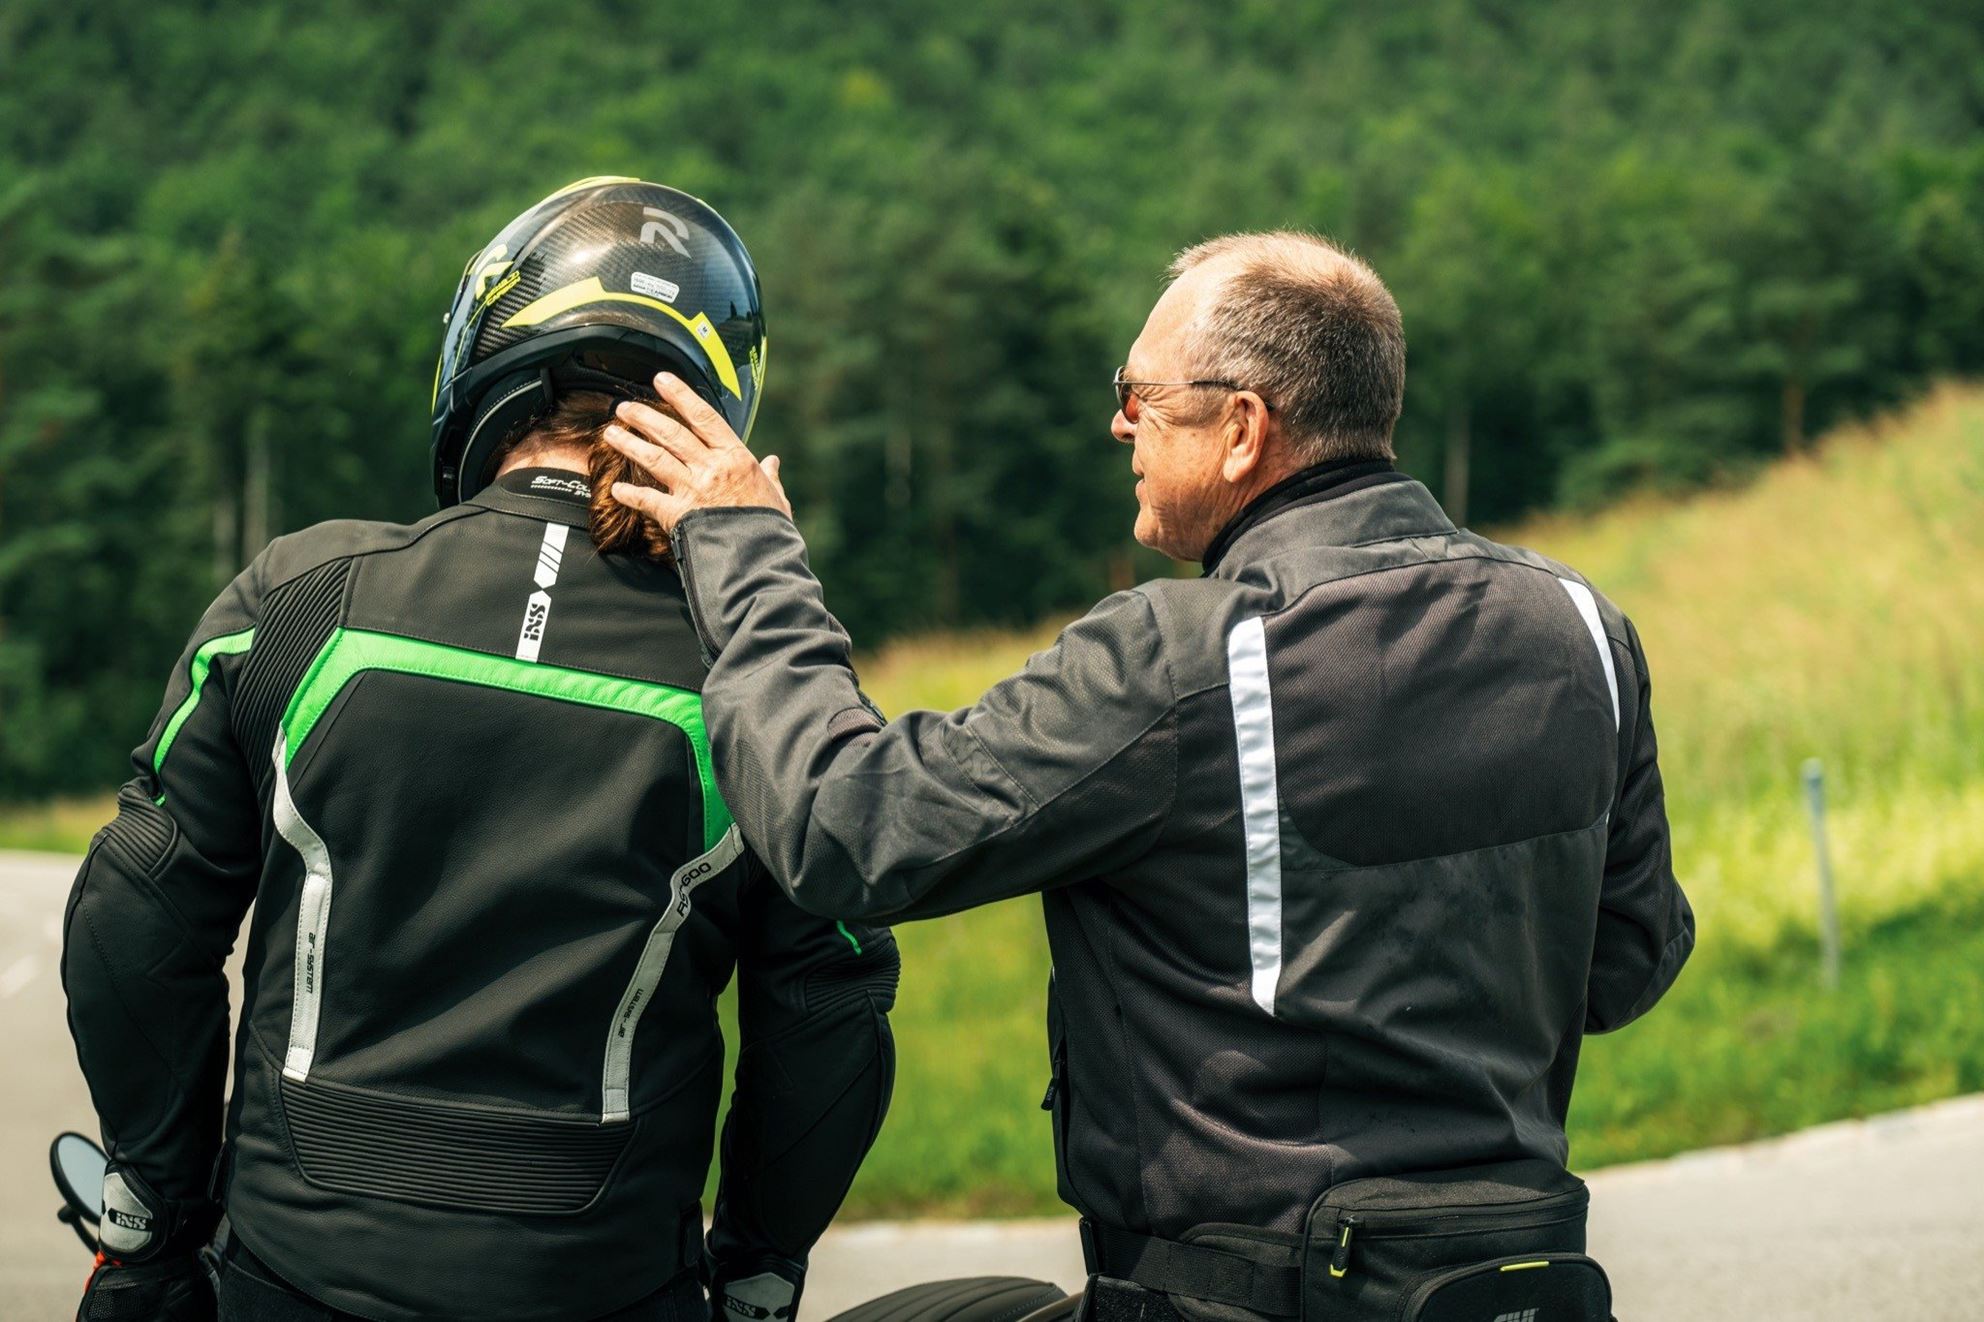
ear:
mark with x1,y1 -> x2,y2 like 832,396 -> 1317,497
1218,391 -> 1274,484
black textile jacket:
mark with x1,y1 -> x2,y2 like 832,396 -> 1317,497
63,468 -> 899,1322
672,463 -> 1693,1247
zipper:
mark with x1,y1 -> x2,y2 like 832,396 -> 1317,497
1324,1184 -> 1586,1235
671,532 -> 720,668
1328,1216 -> 1358,1278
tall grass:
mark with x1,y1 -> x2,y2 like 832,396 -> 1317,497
1510,385 -> 1984,951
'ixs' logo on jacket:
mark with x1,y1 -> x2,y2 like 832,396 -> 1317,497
1491,1310 -> 1539,1322
106,1208 -> 151,1232
521,594 -> 550,644
516,522 -> 568,663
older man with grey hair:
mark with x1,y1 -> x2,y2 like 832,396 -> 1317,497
607,231 -> 1692,1322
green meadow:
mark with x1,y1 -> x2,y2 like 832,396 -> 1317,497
8,387 -> 1982,1216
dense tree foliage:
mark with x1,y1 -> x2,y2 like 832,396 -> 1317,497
3,0 -> 1981,793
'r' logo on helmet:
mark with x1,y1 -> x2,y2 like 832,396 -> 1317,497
641,209 -> 691,258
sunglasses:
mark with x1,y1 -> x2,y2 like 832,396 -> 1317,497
1112,365 -> 1266,423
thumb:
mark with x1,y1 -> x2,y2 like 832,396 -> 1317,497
759,455 -> 793,517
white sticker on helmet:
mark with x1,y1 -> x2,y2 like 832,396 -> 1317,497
632,271 -> 680,303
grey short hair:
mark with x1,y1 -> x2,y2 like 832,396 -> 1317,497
1168,231 -> 1405,463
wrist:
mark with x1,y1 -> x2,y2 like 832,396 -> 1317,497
708,1255 -> 805,1322
100,1164 -> 220,1262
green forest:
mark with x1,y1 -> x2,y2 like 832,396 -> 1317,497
4,0 -> 1983,795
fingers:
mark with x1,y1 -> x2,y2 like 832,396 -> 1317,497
613,399 -> 702,462
653,372 -> 742,449
610,480 -> 689,530
602,424 -> 690,485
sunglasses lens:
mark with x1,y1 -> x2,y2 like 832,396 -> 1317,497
1114,370 -> 1140,421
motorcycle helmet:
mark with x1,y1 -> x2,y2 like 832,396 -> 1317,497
430,176 -> 767,505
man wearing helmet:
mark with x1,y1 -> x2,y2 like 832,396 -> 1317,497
62,179 -> 898,1322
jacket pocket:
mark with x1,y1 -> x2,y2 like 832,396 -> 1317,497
1400,1252 -> 1610,1321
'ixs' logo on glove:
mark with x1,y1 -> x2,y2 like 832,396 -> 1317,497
719,1272 -> 796,1321
100,1169 -> 162,1256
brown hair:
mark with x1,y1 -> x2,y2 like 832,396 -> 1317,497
495,390 -> 672,558
1167,231 -> 1406,464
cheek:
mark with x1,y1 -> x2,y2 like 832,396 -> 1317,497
1139,433 -> 1199,507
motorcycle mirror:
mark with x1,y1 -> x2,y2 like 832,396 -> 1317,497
50,1132 -> 107,1224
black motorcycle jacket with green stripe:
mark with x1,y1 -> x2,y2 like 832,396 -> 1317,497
669,462 -> 1693,1284
62,468 -> 900,1322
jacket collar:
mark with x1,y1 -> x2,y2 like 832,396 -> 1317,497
1202,459 -> 1447,574
468,467 -> 593,529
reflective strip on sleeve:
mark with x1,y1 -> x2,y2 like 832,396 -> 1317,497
273,729 -> 336,1081
1555,577 -> 1620,730
1226,615 -> 1283,1017
600,824 -> 746,1122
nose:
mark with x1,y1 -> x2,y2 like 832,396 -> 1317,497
1111,408 -> 1134,444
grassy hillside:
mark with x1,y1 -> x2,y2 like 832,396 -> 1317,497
8,385 -> 1981,1215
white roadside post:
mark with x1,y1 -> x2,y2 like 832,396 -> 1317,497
1802,758 -> 1842,990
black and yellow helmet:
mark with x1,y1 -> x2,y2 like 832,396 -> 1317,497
430,176 -> 767,505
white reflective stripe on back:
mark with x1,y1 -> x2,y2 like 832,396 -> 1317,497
600,824 -> 746,1122
1555,577 -> 1620,730
1226,615 -> 1283,1017
516,521 -> 569,662
272,730 -> 335,1081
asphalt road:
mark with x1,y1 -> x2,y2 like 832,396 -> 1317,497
5,848 -> 1981,1319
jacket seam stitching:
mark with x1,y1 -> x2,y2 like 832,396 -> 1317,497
257,506 -> 485,599
864,591 -> 1174,877
955,722 -> 1039,812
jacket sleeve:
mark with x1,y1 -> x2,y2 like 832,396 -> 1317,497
672,508 -> 1178,923
61,556 -> 267,1256
705,854 -> 899,1310
1585,616 -> 1695,1033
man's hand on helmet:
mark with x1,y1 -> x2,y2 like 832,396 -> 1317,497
605,372 -> 790,534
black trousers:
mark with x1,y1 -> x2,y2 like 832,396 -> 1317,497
218,1238 -> 706,1322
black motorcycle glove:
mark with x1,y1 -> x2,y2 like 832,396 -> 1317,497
708,1254 -> 805,1322
77,1253 -> 215,1322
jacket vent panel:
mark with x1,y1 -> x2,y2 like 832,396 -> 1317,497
278,1076 -> 630,1214
235,559 -> 351,771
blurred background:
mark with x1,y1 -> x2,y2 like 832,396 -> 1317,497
2,0 -> 1982,1227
